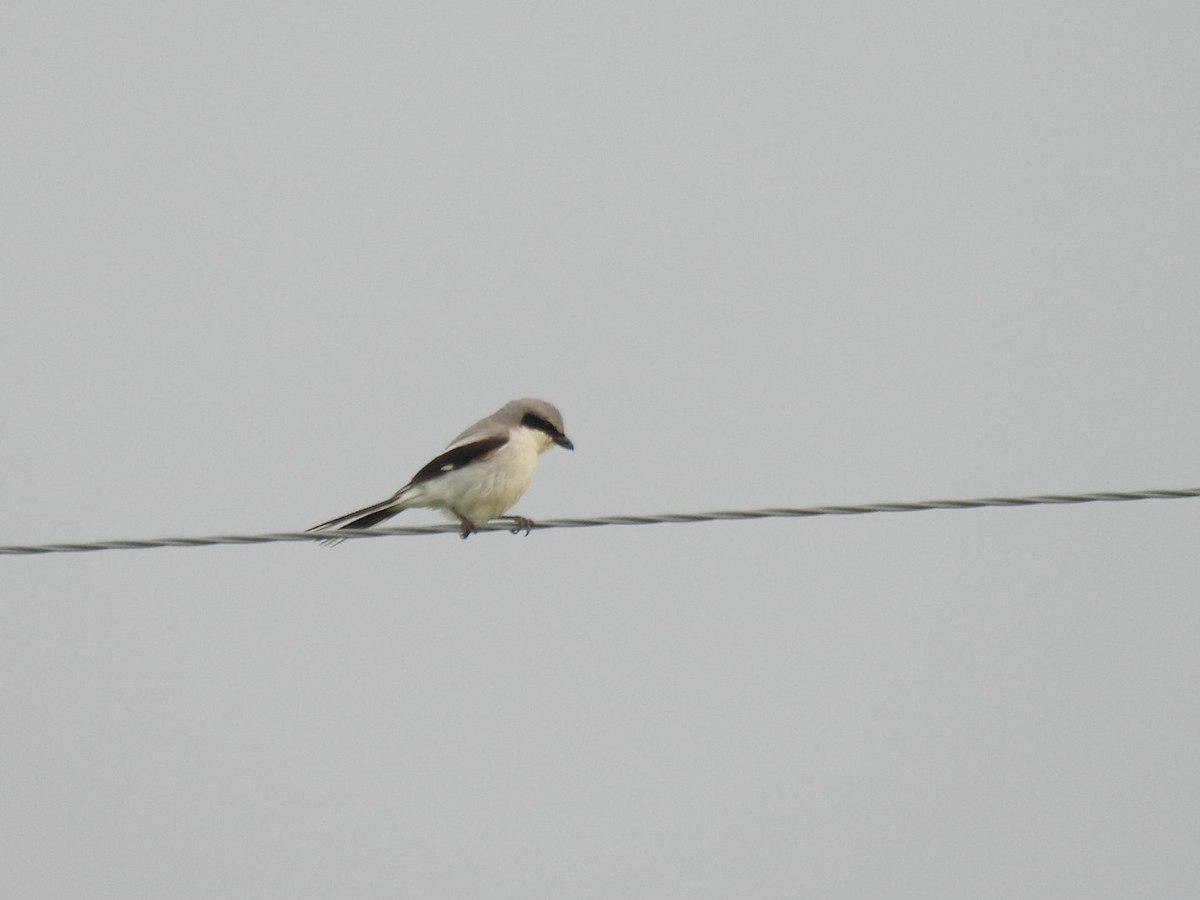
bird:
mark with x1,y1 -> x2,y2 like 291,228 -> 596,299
307,398 -> 573,543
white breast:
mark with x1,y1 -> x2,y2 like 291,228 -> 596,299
419,426 -> 543,525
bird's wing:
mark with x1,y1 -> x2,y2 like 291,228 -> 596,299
406,433 -> 510,486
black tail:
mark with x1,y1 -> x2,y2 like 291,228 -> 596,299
305,498 -> 405,546
337,507 -> 402,531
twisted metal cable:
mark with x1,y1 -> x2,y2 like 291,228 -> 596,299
1,487 -> 1198,557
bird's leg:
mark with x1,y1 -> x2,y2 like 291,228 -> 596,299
452,512 -> 477,540
500,515 -> 535,536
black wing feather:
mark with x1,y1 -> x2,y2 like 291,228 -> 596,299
407,434 -> 509,486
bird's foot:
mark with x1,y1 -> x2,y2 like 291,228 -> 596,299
455,515 -> 478,540
502,516 -> 535,537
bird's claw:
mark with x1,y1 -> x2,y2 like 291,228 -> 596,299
507,516 -> 534,537
458,516 -> 533,538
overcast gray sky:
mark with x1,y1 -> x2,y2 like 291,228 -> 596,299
2,2 -> 1198,897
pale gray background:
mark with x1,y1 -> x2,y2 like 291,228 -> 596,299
2,2 -> 1198,897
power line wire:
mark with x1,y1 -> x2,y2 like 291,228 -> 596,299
2,486 -> 1198,557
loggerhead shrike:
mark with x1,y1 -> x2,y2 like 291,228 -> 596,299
307,398 -> 573,543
